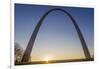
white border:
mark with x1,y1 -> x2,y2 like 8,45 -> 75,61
11,0 -> 96,69
11,0 -> 14,69
14,0 -> 95,8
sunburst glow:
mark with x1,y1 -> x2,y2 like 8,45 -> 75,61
44,56 -> 52,62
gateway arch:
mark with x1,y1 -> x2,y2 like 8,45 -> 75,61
21,8 -> 91,62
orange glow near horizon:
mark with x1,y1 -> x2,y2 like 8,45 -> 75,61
30,52 -> 85,62
43,56 -> 53,62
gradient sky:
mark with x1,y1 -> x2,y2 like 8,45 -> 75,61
15,4 -> 94,61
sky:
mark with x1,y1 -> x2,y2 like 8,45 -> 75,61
15,4 -> 94,61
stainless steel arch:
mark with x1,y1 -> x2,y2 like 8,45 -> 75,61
21,8 -> 91,62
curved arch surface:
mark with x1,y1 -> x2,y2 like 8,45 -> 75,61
21,8 -> 91,62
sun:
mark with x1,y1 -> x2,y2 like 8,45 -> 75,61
44,56 -> 52,62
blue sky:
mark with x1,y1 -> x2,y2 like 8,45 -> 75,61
15,4 -> 94,61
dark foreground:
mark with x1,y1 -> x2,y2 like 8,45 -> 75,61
15,58 -> 94,66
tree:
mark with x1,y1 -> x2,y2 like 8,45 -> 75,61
15,42 -> 23,63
